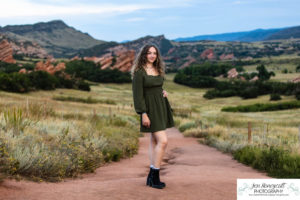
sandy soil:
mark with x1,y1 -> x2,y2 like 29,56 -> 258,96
0,128 -> 269,200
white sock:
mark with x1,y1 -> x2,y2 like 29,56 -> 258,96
150,165 -> 154,168
153,166 -> 160,170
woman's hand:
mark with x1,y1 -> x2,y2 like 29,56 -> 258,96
142,113 -> 151,128
162,90 -> 168,97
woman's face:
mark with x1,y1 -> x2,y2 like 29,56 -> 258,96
146,47 -> 157,64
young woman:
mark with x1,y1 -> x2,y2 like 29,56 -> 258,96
131,44 -> 174,189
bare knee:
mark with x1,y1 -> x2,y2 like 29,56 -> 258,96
160,139 -> 168,149
153,131 -> 168,149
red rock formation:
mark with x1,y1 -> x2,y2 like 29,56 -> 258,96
84,56 -> 103,63
10,41 -> 48,59
219,53 -> 235,60
35,59 -> 66,75
71,56 -> 80,61
0,39 -> 16,63
227,68 -> 238,78
82,49 -> 135,72
112,50 -> 135,72
291,76 -> 300,83
19,68 -> 27,74
167,47 -> 175,54
239,76 -> 246,81
180,56 -> 196,69
250,76 -> 259,82
200,49 -> 214,60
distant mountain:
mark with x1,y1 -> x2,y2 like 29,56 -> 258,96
173,27 -> 299,42
0,20 -> 105,57
265,26 -> 300,40
75,35 -> 173,58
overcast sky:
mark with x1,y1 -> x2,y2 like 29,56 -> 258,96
0,0 -> 299,42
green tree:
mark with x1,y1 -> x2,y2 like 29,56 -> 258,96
256,64 -> 275,81
296,65 -> 300,72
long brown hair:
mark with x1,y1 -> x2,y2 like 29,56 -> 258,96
131,44 -> 165,77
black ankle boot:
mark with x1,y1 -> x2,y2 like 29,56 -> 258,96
149,168 -> 166,189
146,167 -> 153,186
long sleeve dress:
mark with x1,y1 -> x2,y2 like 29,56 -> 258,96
132,68 -> 174,133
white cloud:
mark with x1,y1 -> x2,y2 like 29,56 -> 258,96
0,0 -> 158,18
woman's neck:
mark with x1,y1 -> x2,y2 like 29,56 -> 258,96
145,63 -> 154,68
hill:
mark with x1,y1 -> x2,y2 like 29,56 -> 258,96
174,26 -> 300,42
0,20 -> 105,57
265,26 -> 300,40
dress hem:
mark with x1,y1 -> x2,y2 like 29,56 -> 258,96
140,125 -> 174,133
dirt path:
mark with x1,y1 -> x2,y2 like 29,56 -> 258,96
0,128 -> 269,200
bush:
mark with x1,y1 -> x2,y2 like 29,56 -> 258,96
179,122 -> 197,132
240,87 -> 259,99
0,109 -> 139,181
77,80 -> 90,91
0,72 -> 31,92
256,64 -> 275,81
65,60 -> 131,83
173,63 -> 244,88
203,80 -> 300,99
233,146 -> 300,178
174,72 -> 218,88
53,96 -> 116,105
270,93 -> 281,101
296,65 -> 300,72
0,70 -> 90,93
27,71 -> 59,90
296,92 -> 300,100
222,100 -> 300,112
282,68 -> 288,74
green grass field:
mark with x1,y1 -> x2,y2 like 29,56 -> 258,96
1,64 -> 300,180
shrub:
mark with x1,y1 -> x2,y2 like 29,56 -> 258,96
296,64 -> 300,72
270,93 -> 281,101
222,100 -> 300,112
256,64 -> 275,81
281,68 -> 288,74
240,87 -> 259,99
233,146 -> 300,178
53,96 -> 116,105
65,60 -> 131,83
3,108 -> 31,136
77,80 -> 90,91
0,110 -> 139,181
179,122 -> 196,132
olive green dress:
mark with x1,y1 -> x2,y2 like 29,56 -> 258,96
132,68 -> 174,133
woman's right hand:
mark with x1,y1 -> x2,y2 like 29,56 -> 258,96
142,113 -> 151,128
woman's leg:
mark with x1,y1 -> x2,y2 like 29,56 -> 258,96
149,133 -> 157,167
152,130 -> 168,168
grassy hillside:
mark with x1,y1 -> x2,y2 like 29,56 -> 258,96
0,20 -> 105,57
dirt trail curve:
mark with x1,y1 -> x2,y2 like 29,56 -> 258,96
0,128 -> 269,200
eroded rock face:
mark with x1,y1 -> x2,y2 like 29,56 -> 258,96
11,41 -> 49,59
35,59 -> 66,75
219,53 -> 235,60
250,76 -> 259,82
227,68 -> 238,78
0,39 -> 16,63
200,49 -> 214,60
80,48 -> 135,72
180,56 -> 196,69
291,76 -> 300,83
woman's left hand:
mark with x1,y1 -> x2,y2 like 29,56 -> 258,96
162,90 -> 168,97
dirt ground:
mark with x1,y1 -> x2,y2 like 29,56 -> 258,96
0,128 -> 269,200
